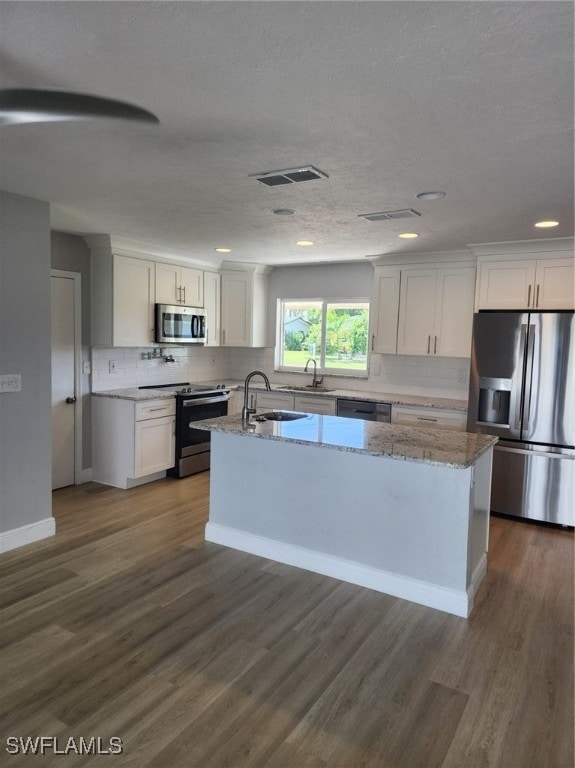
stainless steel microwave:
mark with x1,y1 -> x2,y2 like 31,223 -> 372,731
155,304 -> 206,344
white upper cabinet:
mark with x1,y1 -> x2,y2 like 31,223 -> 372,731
397,268 -> 438,356
374,262 -> 476,358
472,241 -> 575,310
203,271 -> 221,347
113,256 -> 156,348
372,267 -> 400,354
220,266 -> 269,347
155,262 -> 204,306
433,267 -> 477,357
91,249 -> 155,347
535,258 -> 575,309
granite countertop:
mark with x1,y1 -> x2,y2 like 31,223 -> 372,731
194,413 -> 496,468
91,382 -> 467,411
201,380 -> 468,412
92,388 -> 177,401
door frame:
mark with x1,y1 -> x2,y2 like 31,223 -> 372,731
51,269 -> 83,485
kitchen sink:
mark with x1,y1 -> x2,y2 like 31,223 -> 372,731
282,385 -> 335,393
257,411 -> 308,421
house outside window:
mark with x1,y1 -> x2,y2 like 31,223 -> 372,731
276,299 -> 370,376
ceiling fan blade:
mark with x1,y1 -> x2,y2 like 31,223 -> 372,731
0,89 -> 159,125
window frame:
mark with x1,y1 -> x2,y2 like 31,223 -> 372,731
275,297 -> 372,378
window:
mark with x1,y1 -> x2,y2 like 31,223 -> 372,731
276,299 -> 370,376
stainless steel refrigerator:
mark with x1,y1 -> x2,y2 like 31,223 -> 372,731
467,311 -> 574,526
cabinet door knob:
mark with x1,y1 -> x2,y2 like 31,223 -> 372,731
427,335 -> 431,354
434,335 -> 437,354
371,333 -> 375,351
527,284 -> 532,307
536,284 -> 540,308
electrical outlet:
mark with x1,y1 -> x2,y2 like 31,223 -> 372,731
82,361 -> 91,375
211,357 -> 216,366
457,368 -> 468,383
109,360 -> 118,373
0,374 -> 21,392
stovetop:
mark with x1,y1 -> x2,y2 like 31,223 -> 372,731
139,382 -> 230,396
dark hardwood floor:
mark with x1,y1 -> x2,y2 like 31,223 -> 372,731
0,474 -> 573,767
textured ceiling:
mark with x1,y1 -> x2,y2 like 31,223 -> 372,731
0,1 -> 573,266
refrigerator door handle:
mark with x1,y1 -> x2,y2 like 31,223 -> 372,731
522,324 -> 536,431
513,323 -> 528,430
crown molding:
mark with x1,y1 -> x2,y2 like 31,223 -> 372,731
467,237 -> 574,257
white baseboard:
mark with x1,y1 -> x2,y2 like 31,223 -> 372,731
76,468 -> 93,484
0,517 -> 56,554
205,522 -> 477,618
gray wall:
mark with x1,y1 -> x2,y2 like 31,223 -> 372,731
51,231 -> 92,469
266,262 -> 374,345
0,191 -> 52,532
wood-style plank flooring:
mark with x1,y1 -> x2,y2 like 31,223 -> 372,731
0,474 -> 573,767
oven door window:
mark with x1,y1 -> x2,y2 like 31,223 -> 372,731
179,400 -> 228,455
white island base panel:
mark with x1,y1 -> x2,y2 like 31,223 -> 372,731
205,432 -> 493,618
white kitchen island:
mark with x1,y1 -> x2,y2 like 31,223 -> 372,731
195,413 -> 497,617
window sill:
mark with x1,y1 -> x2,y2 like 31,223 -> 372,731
274,367 -> 369,380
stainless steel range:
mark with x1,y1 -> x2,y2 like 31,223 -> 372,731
139,382 -> 230,477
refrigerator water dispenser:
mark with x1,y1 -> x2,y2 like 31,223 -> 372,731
477,377 -> 512,427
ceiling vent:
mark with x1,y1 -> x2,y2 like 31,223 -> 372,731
252,165 -> 328,186
358,208 -> 421,222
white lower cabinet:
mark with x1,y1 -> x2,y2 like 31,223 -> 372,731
93,397 -> 176,488
254,392 -> 295,410
391,405 -> 467,431
227,391 -> 242,416
293,395 -> 337,415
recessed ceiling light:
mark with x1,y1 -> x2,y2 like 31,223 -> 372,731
398,233 -> 419,239
416,191 -> 446,201
273,208 -> 295,216
296,240 -> 314,246
534,220 -> 559,228
215,247 -> 231,253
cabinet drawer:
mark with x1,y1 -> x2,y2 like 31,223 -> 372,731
392,406 -> 467,431
293,396 -> 337,415
135,399 -> 176,421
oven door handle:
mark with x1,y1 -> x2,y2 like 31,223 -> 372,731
182,394 -> 230,407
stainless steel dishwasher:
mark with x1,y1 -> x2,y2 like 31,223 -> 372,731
336,398 -> 391,422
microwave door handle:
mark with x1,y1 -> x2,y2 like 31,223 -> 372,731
191,316 -> 198,338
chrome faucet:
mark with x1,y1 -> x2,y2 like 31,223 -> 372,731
242,370 -> 271,423
304,358 -> 323,388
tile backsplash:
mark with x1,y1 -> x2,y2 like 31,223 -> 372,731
227,348 -> 470,400
92,345 -> 470,400
91,346 -> 230,391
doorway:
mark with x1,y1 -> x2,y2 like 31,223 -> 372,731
51,270 -> 82,489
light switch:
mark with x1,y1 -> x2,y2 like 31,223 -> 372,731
83,361 -> 91,375
0,374 -> 22,393
109,360 -> 118,373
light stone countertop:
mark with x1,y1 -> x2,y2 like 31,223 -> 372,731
91,382 -> 468,411
193,413 -> 496,468
201,380 -> 468,412
92,388 -> 177,401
